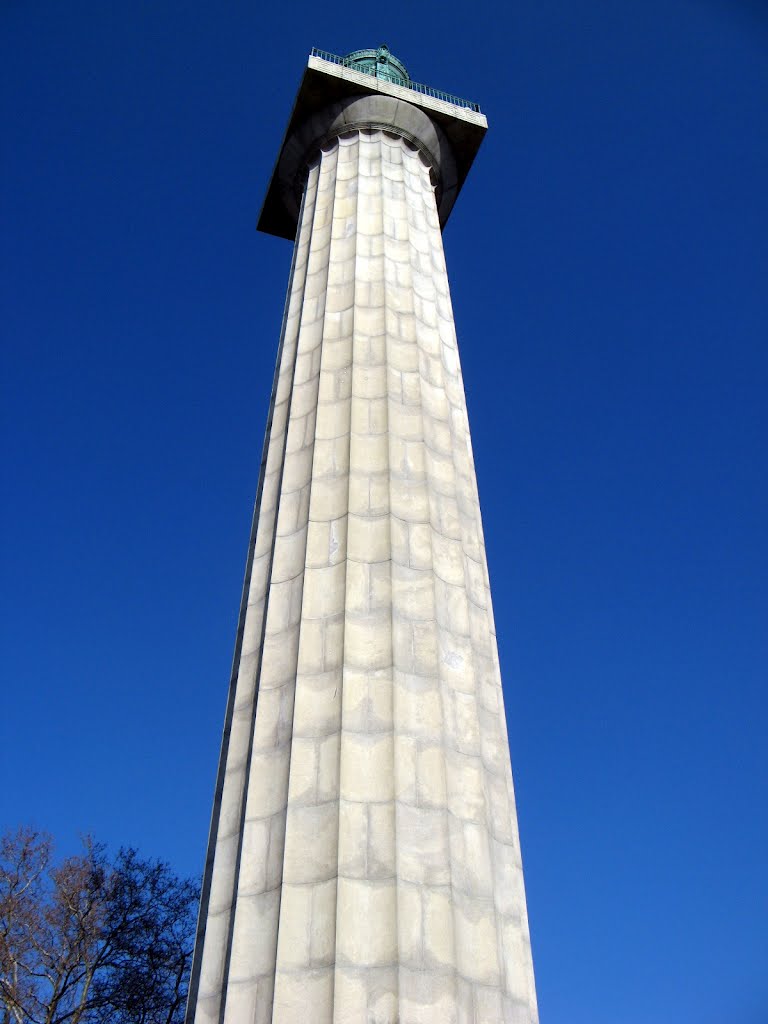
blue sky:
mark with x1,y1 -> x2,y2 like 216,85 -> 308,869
2,2 -> 766,1022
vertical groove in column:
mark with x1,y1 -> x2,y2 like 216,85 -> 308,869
273,135 -> 358,1021
380,131 -> 401,1023
424,140 -> 507,1014
333,129 -> 399,1022
457,331 -> 510,1018
376,132 -> 411,1019
404,139 -> 462,1018
381,130 -> 408,1022
222,148 -> 339,1024
328,132 -> 361,1024
190,168 -> 320,1024
383,136 -> 448,1021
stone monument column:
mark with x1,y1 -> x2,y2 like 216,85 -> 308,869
185,47 -> 539,1024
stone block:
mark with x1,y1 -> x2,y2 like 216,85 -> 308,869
340,732 -> 394,802
272,967 -> 333,1020
454,893 -> 501,987
227,888 -> 281,981
336,878 -> 397,966
396,804 -> 450,886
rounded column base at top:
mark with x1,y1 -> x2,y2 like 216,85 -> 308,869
277,94 -> 459,228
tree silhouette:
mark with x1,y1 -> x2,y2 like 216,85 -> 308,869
0,826 -> 198,1024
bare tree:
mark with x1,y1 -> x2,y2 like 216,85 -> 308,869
0,827 -> 198,1024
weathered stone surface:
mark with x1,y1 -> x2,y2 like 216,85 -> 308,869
186,124 -> 537,1024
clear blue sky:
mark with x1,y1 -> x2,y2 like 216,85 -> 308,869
2,2 -> 766,1022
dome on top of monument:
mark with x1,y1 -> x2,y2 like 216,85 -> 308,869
343,44 -> 410,86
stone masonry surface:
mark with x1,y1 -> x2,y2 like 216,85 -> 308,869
186,127 -> 538,1024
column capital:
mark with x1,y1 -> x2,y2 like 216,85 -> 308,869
258,50 -> 487,240
276,95 -> 458,233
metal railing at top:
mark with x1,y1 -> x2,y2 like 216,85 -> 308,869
309,48 -> 482,113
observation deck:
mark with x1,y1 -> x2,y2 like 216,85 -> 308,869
258,46 -> 487,240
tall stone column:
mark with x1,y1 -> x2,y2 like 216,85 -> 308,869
186,50 -> 538,1024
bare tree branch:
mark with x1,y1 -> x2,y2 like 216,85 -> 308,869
0,827 -> 198,1024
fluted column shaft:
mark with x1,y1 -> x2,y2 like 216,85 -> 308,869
187,126 -> 537,1024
